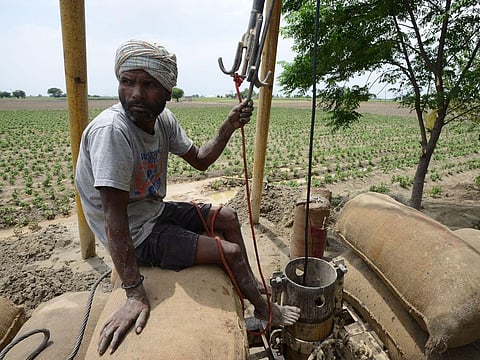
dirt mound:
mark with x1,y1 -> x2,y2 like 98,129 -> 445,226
227,184 -> 303,229
0,224 -> 112,315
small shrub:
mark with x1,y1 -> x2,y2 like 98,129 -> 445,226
208,179 -> 225,191
28,221 -> 41,232
391,174 -> 413,189
285,180 -> 300,187
430,170 -> 441,182
430,185 -> 442,197
370,183 -> 389,193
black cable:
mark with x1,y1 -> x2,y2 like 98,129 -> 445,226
303,0 -> 321,286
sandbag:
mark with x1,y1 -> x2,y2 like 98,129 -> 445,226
453,228 -> 480,253
334,192 -> 480,354
85,265 -> 248,360
339,250 -> 480,360
4,291 -> 109,360
0,296 -> 26,351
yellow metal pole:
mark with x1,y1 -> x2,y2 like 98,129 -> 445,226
59,0 -> 96,258
251,0 -> 282,223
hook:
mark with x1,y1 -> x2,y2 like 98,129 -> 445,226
218,0 -> 275,93
218,41 -> 244,76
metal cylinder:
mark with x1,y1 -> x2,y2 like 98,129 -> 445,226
283,257 -> 337,360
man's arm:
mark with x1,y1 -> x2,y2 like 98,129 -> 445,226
181,99 -> 253,170
97,186 -> 150,356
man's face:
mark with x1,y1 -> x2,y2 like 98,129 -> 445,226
118,69 -> 171,129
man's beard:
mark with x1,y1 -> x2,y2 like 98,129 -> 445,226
122,100 -> 163,124
125,107 -> 155,123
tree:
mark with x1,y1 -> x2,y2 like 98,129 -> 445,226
47,88 -> 65,98
12,90 -> 26,99
280,0 -> 480,209
171,87 -> 184,102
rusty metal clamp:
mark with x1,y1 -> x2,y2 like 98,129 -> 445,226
218,0 -> 275,100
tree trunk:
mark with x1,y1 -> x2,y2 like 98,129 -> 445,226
410,152 -> 430,209
410,120 -> 444,210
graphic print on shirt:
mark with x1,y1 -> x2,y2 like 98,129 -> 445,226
134,149 -> 163,196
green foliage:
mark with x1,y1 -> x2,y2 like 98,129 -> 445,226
281,0 -> 480,116
319,85 -> 371,130
47,87 -> 65,98
172,87 -> 185,102
370,183 -> 389,194
391,175 -> 413,189
430,169 -> 441,182
280,0 -> 480,208
429,185 -> 442,197
0,103 -> 478,228
12,90 -> 26,99
0,109 -> 73,228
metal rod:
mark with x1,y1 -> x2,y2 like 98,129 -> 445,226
303,0 -> 321,286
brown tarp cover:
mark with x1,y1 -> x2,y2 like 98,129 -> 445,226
4,291 -> 108,360
85,265 -> 248,360
0,296 -> 26,352
453,228 -> 480,253
340,250 -> 480,360
335,192 -> 480,354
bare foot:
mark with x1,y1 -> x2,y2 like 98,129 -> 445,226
255,302 -> 301,326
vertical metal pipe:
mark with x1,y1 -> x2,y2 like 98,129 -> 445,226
251,0 -> 282,223
59,0 -> 96,259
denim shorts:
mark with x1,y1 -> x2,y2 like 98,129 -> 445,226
134,201 -> 211,271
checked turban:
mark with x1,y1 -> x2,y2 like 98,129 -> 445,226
114,40 -> 177,93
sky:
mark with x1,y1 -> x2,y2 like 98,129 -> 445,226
0,0 -> 300,98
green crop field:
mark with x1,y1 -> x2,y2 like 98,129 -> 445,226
0,103 -> 479,229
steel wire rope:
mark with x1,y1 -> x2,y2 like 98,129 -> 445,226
303,0 -> 321,286
0,268 -> 112,360
65,269 -> 112,360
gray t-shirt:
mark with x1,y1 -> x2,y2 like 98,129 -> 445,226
75,103 -> 193,250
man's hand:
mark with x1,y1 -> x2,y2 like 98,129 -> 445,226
98,288 -> 150,356
181,99 -> 254,170
228,99 -> 254,129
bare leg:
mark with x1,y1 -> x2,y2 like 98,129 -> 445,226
206,206 -> 271,294
195,235 -> 300,326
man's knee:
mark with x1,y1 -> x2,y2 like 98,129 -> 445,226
221,241 -> 242,263
217,206 -> 240,226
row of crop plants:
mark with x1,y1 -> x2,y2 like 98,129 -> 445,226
0,105 -> 478,229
